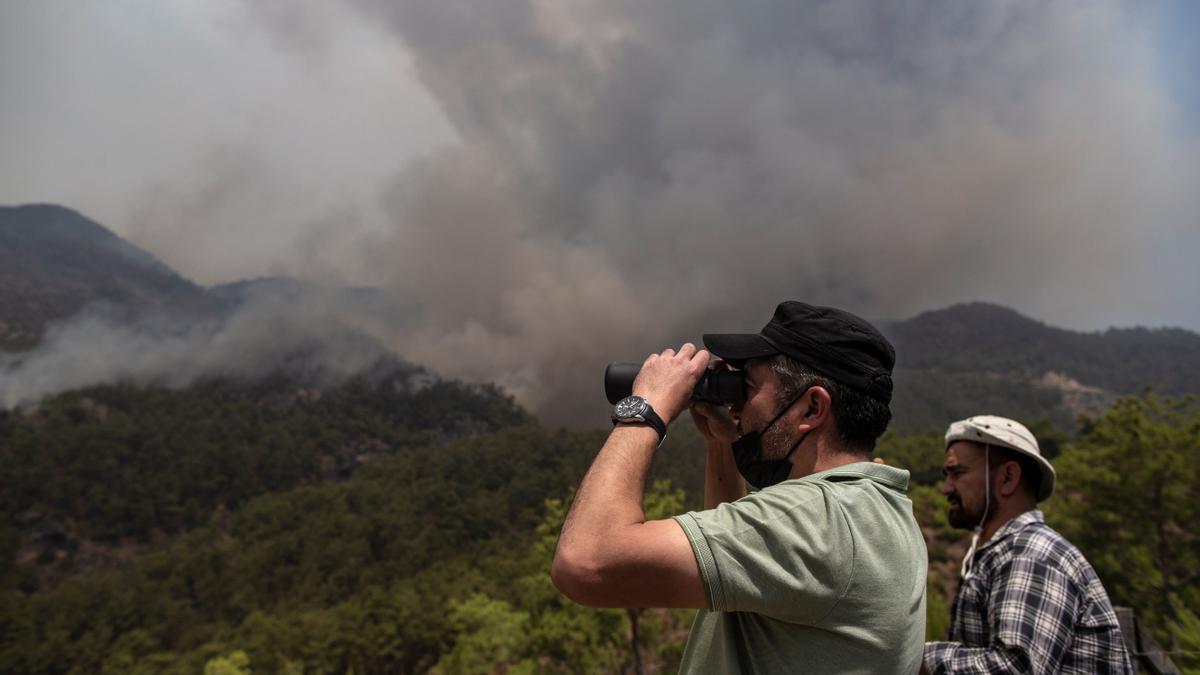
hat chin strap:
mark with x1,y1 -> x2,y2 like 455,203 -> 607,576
960,444 -> 991,579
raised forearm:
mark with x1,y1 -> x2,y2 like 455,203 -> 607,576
704,439 -> 746,508
553,343 -> 709,606
557,424 -> 659,560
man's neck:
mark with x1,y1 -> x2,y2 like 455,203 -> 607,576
979,504 -> 1036,545
788,437 -> 868,479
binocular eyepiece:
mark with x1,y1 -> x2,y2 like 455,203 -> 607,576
604,363 -> 746,406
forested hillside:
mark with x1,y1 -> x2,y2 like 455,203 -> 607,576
3,387 -> 1196,673
0,376 -> 711,673
888,303 -> 1200,395
0,363 -> 530,593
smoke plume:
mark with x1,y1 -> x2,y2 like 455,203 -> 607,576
3,1 -> 1198,424
343,1 -> 1200,421
0,288 -> 395,409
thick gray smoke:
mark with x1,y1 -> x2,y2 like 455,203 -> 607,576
0,287 -> 397,409
4,2 -> 1198,424
339,1 -> 1200,422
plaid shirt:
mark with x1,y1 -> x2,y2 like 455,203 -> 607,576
924,510 -> 1134,674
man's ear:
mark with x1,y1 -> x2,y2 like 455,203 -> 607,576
801,386 -> 833,427
996,461 -> 1023,498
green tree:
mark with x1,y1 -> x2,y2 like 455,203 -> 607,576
1047,393 -> 1200,670
489,481 -> 697,674
875,428 -> 944,485
433,594 -> 531,674
204,650 -> 252,675
925,583 -> 950,642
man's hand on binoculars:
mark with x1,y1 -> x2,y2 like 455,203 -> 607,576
689,401 -> 740,444
632,343 -> 710,424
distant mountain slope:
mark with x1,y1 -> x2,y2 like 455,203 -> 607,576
0,204 -> 217,348
882,303 -> 1200,431
4,204 -> 1198,433
886,302 -> 1200,394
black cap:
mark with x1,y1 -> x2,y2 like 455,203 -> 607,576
703,301 -> 896,404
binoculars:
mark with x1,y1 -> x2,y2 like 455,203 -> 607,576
604,362 -> 746,406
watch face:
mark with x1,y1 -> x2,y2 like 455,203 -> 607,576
615,395 -> 648,419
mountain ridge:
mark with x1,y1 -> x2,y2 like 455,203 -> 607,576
0,204 -> 218,348
3,203 -> 1199,431
881,301 -> 1200,429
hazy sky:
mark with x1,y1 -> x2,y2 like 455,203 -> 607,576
2,1 -> 1199,419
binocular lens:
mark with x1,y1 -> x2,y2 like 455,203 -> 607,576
604,362 -> 745,406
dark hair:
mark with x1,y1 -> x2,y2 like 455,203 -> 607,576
767,354 -> 892,453
987,446 -> 1042,498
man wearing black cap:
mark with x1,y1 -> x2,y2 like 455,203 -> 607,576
552,302 -> 928,673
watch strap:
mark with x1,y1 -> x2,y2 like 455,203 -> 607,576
638,405 -> 667,446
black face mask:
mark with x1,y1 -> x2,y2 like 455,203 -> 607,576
731,387 -> 812,490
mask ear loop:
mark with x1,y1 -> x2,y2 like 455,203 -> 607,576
747,386 -> 812,452
960,444 -> 991,579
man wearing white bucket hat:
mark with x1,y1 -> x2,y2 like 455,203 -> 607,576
922,415 -> 1133,674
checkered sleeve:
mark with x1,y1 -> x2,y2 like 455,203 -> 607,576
923,558 -> 1081,674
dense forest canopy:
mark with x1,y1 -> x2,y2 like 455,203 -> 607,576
2,373 -> 1197,673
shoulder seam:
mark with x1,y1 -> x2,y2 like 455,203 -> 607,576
720,483 -> 828,538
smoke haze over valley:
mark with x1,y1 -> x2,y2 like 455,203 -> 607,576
3,1 -> 1200,423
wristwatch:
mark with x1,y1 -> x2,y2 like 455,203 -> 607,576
611,395 -> 667,446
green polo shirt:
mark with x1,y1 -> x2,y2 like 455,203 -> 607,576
673,462 -> 927,674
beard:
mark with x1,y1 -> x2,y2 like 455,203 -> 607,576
759,422 -> 796,460
947,496 -> 988,530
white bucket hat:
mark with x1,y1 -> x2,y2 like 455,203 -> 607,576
945,415 -> 1056,501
